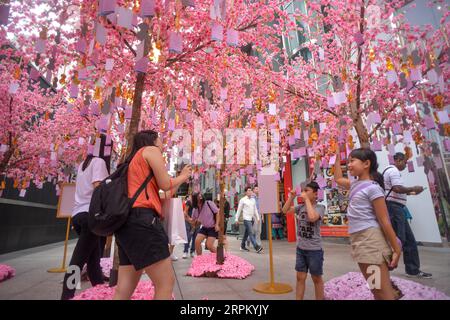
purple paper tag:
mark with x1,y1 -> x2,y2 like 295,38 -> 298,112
99,0 -> 116,16
169,31 -> 183,54
135,57 -> 149,73
0,5 -> 10,25
75,38 -> 87,54
211,22 -> 224,41
226,28 -> 238,46
140,0 -> 155,17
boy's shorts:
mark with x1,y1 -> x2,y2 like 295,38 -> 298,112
295,248 -> 324,276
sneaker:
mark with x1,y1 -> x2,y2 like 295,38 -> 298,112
171,254 -> 178,261
190,252 -> 195,258
240,247 -> 250,252
256,246 -> 263,253
406,271 -> 432,279
182,252 -> 188,259
246,240 -> 250,247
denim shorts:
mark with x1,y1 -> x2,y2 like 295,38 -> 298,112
295,248 -> 324,276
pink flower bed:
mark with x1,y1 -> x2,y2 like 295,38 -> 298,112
72,280 -> 175,300
81,257 -> 112,278
0,264 -> 15,282
325,272 -> 450,300
187,253 -> 255,279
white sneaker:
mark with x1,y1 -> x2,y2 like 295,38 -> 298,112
190,252 -> 195,258
182,252 -> 188,259
171,254 -> 178,261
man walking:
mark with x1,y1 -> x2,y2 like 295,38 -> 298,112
383,152 -> 432,278
235,187 -> 263,253
252,185 -> 264,247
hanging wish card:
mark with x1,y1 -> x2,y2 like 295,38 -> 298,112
69,84 -> 79,98
169,31 -> 183,54
0,4 -> 10,25
35,38 -> 46,54
437,110 -> 449,124
105,58 -> 114,71
279,119 -> 286,130
8,82 -> 19,94
75,38 -> 87,54
269,103 -> 276,115
135,57 -> 148,73
96,23 -> 107,45
386,70 -> 398,84
220,88 -> 227,101
211,22 -> 223,42
141,0 -> 155,17
117,7 -> 133,29
99,0 -> 116,16
226,28 -> 238,46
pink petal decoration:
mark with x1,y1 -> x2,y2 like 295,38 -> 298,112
72,280 -> 175,300
187,253 -> 254,279
324,272 -> 450,300
0,264 -> 15,282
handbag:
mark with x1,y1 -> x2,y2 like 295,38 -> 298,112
162,197 -> 188,245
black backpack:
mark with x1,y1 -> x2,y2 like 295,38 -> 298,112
88,161 -> 154,237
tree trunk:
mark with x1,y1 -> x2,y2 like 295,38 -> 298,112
352,4 -> 370,149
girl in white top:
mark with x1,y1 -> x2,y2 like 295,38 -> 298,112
333,148 -> 402,300
61,155 -> 109,300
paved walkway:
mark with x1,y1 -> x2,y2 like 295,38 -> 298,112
1,236 -> 449,300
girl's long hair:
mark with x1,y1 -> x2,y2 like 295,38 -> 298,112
349,148 -> 385,189
124,130 -> 159,164
191,192 -> 205,209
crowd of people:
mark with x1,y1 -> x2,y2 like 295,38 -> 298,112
61,128 -> 431,301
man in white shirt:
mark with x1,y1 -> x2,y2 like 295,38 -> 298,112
383,152 -> 432,279
235,187 -> 263,252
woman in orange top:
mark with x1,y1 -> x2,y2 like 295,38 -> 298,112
114,130 -> 191,300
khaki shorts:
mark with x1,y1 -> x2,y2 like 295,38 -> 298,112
350,227 -> 392,265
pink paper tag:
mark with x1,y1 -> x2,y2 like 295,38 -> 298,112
257,113 -> 265,124
294,129 -> 301,139
75,38 -> 87,54
424,116 -> 436,130
329,155 -> 336,166
69,84 -> 79,98
180,98 -> 188,110
444,139 -> 450,152
135,57 -> 148,73
269,103 -> 276,115
327,96 -> 335,109
220,88 -> 227,101
30,68 -> 40,81
96,24 -> 107,45
437,111 -> 449,124
288,135 -> 295,146
169,31 -> 183,54
292,149 -> 300,159
0,4 -> 10,25
407,161 -> 415,172
279,119 -> 286,130
35,38 -> 46,54
226,28 -> 239,46
140,0 -> 155,17
99,0 -> 116,16
117,7 -> 133,29
211,22 -> 223,41
244,98 -> 253,109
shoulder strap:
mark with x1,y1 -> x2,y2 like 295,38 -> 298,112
129,169 -> 154,207
382,166 -> 396,199
206,201 -> 217,222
